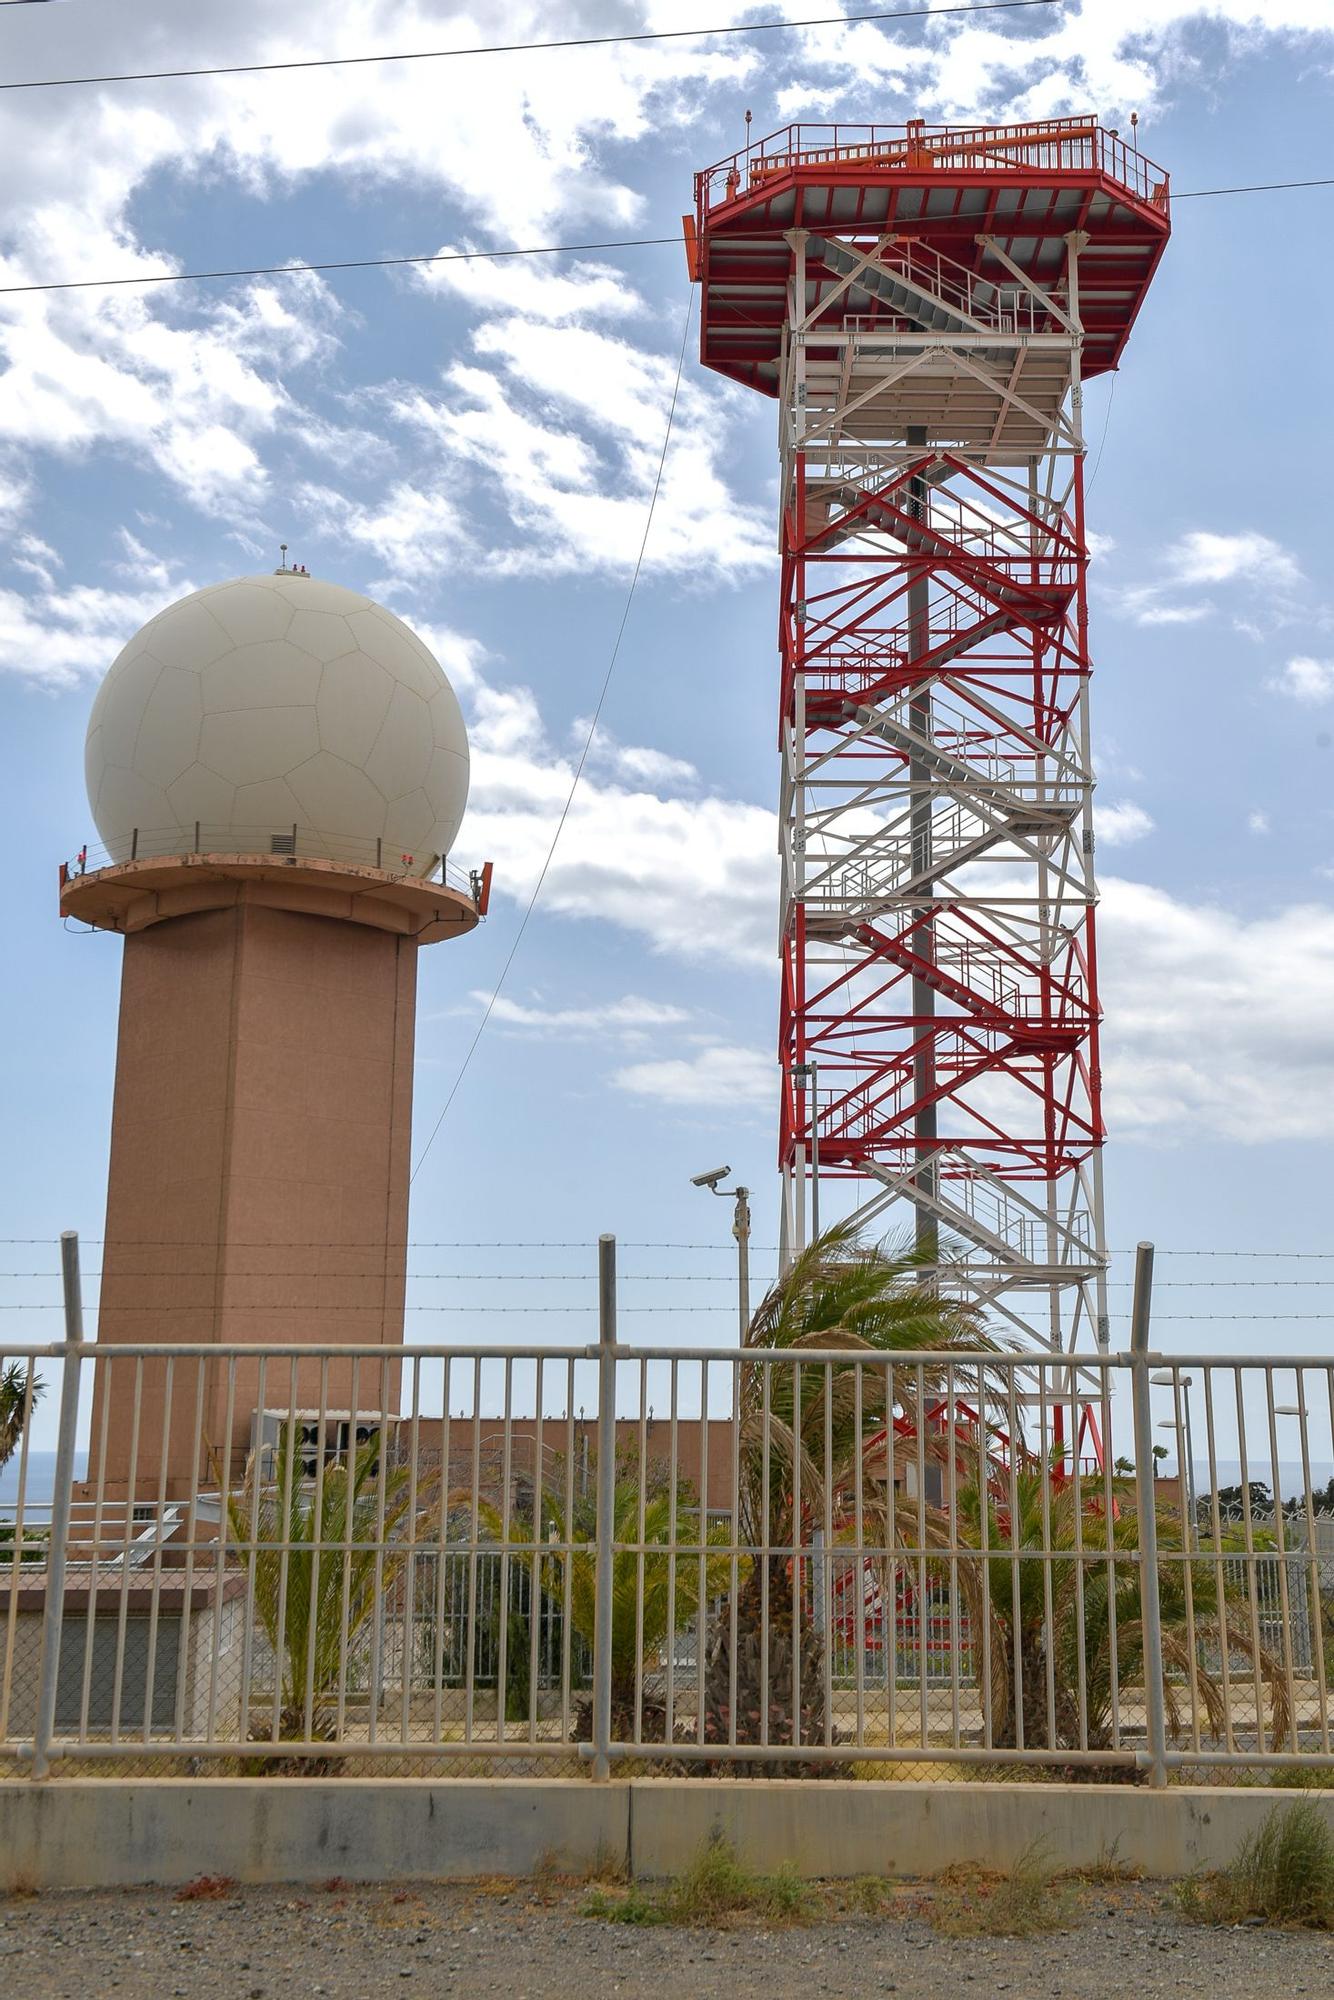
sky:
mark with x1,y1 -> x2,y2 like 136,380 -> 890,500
4,0 -> 1334,1411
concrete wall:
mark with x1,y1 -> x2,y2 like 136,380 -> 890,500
90,899 -> 418,1498
3,1778 -> 1331,1892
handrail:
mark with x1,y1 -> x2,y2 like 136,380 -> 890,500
60,823 -> 476,899
697,117 -> 1170,221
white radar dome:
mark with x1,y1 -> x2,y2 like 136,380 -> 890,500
84,571 -> 469,872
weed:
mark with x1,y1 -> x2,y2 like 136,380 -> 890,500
581,1883 -> 665,1926
580,1835 -> 817,1929
1067,1836 -> 1141,1886
1271,1765 -> 1334,1791
925,1844 -> 1078,1938
844,1875 -> 893,1915
174,1875 -> 237,1902
1178,1800 -> 1334,1929
583,1842 -> 630,1887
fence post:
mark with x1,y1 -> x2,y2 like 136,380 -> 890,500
31,1231 -> 87,1780
1129,1239 -> 1168,1789
591,1233 -> 618,1781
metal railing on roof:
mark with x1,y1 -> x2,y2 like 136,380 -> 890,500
698,117 -> 1169,219
60,824 -> 475,899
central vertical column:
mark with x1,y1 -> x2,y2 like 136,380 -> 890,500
905,426 -> 938,1266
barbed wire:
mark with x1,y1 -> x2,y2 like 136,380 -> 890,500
4,1238 -> 1334,1255
0,1302 -> 738,1314
0,1238 -> 780,1250
0,1270 -> 771,1281
2,1271 -> 1333,1287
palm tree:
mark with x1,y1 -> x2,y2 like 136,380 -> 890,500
0,1362 -> 43,1473
470,1466 -> 731,1742
955,1461 -> 1292,1758
700,1221 -> 994,1758
226,1433 -> 437,1755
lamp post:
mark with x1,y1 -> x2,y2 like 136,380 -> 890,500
1153,1370 -> 1196,1550
690,1166 -> 751,1341
791,1060 -> 820,1241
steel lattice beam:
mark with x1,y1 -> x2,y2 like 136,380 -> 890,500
692,121 -> 1169,1362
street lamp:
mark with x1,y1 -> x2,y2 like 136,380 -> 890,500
691,1166 -> 751,1341
1153,1370 -> 1197,1550
790,1059 -> 820,1239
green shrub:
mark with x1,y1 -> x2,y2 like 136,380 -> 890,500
1178,1800 -> 1334,1928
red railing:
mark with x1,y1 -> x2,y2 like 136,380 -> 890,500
698,116 -> 1169,221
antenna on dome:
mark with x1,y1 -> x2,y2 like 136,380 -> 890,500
277,542 -> 289,575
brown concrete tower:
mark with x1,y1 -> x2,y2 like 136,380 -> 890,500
62,568 -> 486,1500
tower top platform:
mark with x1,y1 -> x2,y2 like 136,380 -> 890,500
691,116 -> 1170,393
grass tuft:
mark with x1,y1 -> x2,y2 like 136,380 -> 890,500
581,1835 -> 817,1929
582,1882 -> 666,1926
1178,1800 -> 1334,1929
843,1875 -> 893,1914
923,1843 -> 1077,1938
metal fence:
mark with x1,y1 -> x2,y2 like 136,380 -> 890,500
3,1237 -> 1333,1781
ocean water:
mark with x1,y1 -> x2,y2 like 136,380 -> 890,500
0,1451 -> 85,1515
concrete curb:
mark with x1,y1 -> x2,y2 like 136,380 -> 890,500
627,1780 -> 1334,1880
0,1779 -> 625,1891
3,1778 -> 1332,1891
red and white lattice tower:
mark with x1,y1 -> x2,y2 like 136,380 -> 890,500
689,119 -> 1169,1364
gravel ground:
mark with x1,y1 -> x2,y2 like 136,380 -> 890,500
2,1879 -> 1332,1998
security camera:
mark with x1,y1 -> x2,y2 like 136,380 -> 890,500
691,1165 -> 731,1189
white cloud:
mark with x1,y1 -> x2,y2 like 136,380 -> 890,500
1269,655 -> 1334,705
775,3 -> 1334,125
1098,876 -> 1334,1144
0,1 -> 753,547
478,992 -> 691,1038
1111,527 -> 1304,628
1163,530 -> 1300,590
10,534 -> 60,587
1248,809 -> 1270,836
0,577 -> 194,691
466,682 -> 775,968
415,252 -> 645,324
374,319 -> 771,581
0,263 -> 348,513
1097,800 -> 1154,846
1120,595 -> 1214,628
614,1042 -> 772,1108
4,1 -> 1330,588
458,685 -> 1334,1143
580,725 -> 699,791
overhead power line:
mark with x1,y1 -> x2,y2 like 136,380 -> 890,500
1,178 -> 1330,301
1172,177 -> 1334,200
0,237 -> 678,298
0,2 -> 1061,92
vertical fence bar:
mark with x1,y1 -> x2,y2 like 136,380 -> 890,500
591,1233 -> 618,1780
30,1231 -> 87,1780
1129,1240 -> 1168,1788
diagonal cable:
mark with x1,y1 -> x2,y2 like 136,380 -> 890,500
410,291 -> 696,1183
